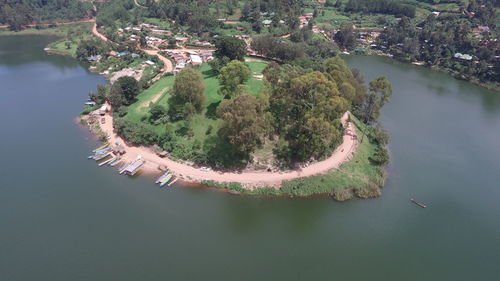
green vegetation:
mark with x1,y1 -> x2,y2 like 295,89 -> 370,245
279,116 -> 387,198
112,62 -> 267,163
200,115 -> 388,199
168,67 -> 206,120
108,76 -> 140,107
108,50 -> 390,172
377,0 -> 499,89
0,22 -> 93,57
0,0 -> 93,31
125,76 -> 175,123
217,60 -> 251,97
4,0 -> 401,198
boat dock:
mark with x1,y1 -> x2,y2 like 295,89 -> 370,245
89,144 -> 180,187
120,160 -> 144,176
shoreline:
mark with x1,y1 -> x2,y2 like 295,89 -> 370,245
349,52 -> 499,92
83,107 -> 359,190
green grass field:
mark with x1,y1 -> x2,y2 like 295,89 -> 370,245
124,61 -> 267,152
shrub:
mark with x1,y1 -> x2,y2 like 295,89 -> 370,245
332,187 -> 355,201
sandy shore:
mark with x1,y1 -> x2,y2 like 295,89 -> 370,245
96,107 -> 359,188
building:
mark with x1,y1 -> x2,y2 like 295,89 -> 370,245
454,53 -> 473,61
190,55 -> 202,65
152,29 -> 172,36
175,36 -> 188,44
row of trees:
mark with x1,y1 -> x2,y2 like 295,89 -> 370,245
344,0 -> 416,18
145,0 -> 221,34
251,33 -> 338,64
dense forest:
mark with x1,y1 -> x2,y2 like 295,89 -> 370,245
377,0 -> 499,85
0,0 -> 93,30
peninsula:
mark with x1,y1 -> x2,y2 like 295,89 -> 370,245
2,0 -> 401,200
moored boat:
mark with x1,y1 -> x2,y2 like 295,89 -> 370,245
92,143 -> 109,152
159,174 -> 173,187
155,171 -> 170,184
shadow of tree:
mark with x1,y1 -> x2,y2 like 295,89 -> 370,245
203,132 -> 249,169
202,68 -> 218,78
205,101 -> 221,120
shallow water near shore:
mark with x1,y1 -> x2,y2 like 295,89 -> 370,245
1,35 -> 500,281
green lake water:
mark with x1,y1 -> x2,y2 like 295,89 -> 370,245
1,35 -> 499,281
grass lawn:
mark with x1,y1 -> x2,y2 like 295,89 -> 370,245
124,60 -> 268,152
125,75 -> 175,123
143,17 -> 171,30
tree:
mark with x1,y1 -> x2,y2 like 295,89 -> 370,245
149,104 -> 167,123
76,39 -> 107,61
268,69 -> 351,162
89,84 -> 107,105
217,94 -> 271,156
168,68 -> 206,121
218,60 -> 251,98
208,56 -> 230,73
288,117 -> 342,161
118,76 -> 139,104
367,76 -> 392,121
107,76 -> 139,107
213,36 -> 247,61
334,24 -> 357,50
139,35 -> 147,48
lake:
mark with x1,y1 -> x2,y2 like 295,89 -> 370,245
0,35 -> 499,281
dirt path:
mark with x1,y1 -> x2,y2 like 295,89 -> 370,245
98,108 -> 358,188
223,20 -> 243,24
91,21 -> 109,42
141,49 -> 174,78
137,88 -> 167,109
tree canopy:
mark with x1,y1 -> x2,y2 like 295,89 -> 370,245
214,36 -> 247,62
168,67 -> 206,121
217,94 -> 271,157
0,0 -> 93,30
218,60 -> 252,98
108,76 -> 140,108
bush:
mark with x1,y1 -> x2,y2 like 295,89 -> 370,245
81,105 -> 98,115
373,124 -> 390,145
370,146 -> 390,165
354,183 -> 381,199
113,117 -> 158,145
332,187 -> 355,201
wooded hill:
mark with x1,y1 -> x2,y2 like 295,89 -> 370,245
0,0 -> 93,30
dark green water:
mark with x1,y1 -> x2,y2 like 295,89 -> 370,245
1,35 -> 499,281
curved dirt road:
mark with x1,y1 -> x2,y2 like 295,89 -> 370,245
141,49 -> 174,75
99,109 -> 358,188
